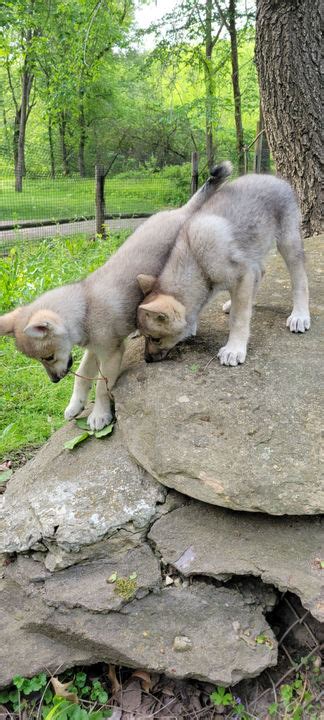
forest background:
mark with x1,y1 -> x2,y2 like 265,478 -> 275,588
0,0 -> 260,222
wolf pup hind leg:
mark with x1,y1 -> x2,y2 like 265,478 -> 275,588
276,217 -> 310,333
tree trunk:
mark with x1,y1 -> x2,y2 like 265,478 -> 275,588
78,94 -> 86,177
255,0 -> 322,235
254,103 -> 270,173
205,0 -> 214,171
15,68 -> 33,192
59,112 -> 70,176
228,0 -> 244,175
48,115 -> 55,179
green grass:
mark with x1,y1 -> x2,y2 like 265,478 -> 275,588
0,172 -> 176,223
0,231 -> 130,462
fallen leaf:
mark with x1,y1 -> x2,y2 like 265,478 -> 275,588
129,572 -> 137,580
131,670 -> 152,694
64,432 -> 90,450
0,469 -> 12,483
95,423 -> 114,438
107,665 -> 121,695
50,677 -> 79,704
75,417 -> 90,430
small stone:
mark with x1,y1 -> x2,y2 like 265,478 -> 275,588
173,635 -> 193,652
164,575 -> 174,586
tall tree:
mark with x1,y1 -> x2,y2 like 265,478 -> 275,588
255,0 -> 322,235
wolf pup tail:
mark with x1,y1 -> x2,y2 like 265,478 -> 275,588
185,160 -> 232,213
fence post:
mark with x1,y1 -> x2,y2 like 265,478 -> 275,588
191,151 -> 199,195
95,164 -> 106,238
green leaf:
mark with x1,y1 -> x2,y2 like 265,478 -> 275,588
64,432 -> 90,450
0,469 -> 13,483
268,702 -> 278,716
75,418 -> 89,430
129,572 -> 137,580
94,423 -> 114,439
74,673 -> 87,689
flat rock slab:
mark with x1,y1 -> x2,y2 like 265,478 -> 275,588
0,552 -> 277,688
149,504 -> 324,622
0,424 -> 165,556
115,235 -> 323,515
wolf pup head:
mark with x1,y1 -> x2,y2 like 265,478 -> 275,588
0,306 -> 73,382
137,274 -> 188,362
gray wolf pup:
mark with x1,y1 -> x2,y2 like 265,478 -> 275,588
0,162 -> 232,430
137,173 -> 310,365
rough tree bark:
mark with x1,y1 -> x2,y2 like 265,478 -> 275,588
255,0 -> 322,235
228,0 -> 245,174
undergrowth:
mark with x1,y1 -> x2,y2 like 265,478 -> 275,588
0,231 -> 130,461
0,670 -> 112,720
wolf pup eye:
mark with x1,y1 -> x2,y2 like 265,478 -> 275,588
42,354 -> 55,362
149,336 -> 161,344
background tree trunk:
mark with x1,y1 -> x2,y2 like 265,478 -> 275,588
204,0 -> 214,171
59,112 -> 70,176
228,0 -> 244,174
255,0 -> 322,235
15,68 -> 33,192
48,115 -> 55,179
78,94 -> 86,177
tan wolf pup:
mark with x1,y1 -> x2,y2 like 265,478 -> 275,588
0,162 -> 232,431
137,173 -> 310,365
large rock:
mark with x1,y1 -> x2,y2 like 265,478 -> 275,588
0,423 -> 165,558
115,235 -> 323,515
0,551 -> 277,688
0,426 -> 277,688
149,503 -> 324,622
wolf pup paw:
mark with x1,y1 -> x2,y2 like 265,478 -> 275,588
64,397 -> 85,420
87,408 -> 113,431
218,344 -> 246,366
286,312 -> 310,333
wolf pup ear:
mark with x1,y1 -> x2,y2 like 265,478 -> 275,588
137,274 -> 156,295
24,321 -> 51,338
0,308 -> 21,336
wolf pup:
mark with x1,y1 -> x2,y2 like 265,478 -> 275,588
0,162 -> 232,430
137,173 -> 310,365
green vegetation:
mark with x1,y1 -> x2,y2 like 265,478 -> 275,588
210,655 -> 323,719
0,670 -> 112,720
0,231 -> 130,461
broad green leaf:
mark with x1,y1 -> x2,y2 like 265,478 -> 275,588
94,423 -> 114,438
64,432 -> 90,450
75,417 -> 89,430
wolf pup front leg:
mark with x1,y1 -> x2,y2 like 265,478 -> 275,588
87,344 -> 124,431
64,349 -> 98,421
218,270 -> 255,366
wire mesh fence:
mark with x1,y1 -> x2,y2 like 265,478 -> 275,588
0,171 -> 177,251
0,142 -> 269,253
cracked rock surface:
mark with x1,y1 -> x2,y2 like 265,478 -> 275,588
0,426 -> 278,688
149,503 -> 324,622
115,235 -> 323,515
